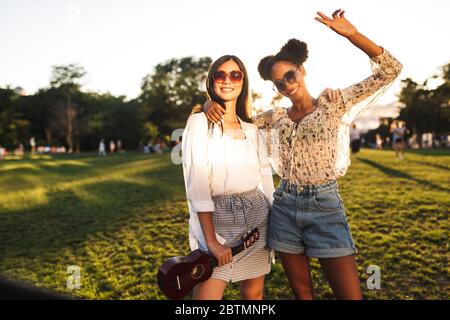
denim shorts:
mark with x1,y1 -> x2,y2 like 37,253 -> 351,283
268,179 -> 357,258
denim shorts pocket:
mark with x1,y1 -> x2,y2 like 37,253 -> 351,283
313,189 -> 343,212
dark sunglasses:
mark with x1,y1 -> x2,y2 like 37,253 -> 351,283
272,65 -> 301,92
212,70 -> 244,84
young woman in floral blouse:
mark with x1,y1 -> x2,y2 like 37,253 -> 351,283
204,9 -> 402,299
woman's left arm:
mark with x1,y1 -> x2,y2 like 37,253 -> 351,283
316,9 -> 403,115
315,9 -> 382,58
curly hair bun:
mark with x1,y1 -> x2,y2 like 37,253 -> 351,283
279,39 -> 308,65
257,38 -> 309,81
257,55 -> 274,81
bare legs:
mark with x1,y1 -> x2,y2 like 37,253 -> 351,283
193,255 -> 362,300
318,255 -> 362,300
395,141 -> 406,159
279,252 -> 362,300
240,276 -> 265,300
193,276 -> 266,300
279,252 -> 314,299
193,278 -> 227,300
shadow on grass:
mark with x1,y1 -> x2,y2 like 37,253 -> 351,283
406,149 -> 450,157
358,157 -> 449,193
0,153 -> 152,175
0,154 -> 164,195
0,161 -> 185,256
409,160 -> 450,172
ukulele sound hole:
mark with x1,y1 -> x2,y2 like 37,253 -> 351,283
191,265 -> 204,279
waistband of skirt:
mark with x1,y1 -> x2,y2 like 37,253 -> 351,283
211,187 -> 261,200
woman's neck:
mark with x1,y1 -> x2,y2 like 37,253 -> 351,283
291,90 -> 315,112
223,100 -> 239,123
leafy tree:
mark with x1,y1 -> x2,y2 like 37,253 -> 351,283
397,62 -> 450,146
140,56 -> 212,134
0,88 -> 30,149
49,64 -> 87,152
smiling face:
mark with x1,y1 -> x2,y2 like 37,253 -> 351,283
213,60 -> 243,102
270,61 -> 306,100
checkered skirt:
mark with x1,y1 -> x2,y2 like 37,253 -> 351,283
210,187 -> 271,283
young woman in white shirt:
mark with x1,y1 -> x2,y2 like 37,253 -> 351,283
182,55 -> 276,300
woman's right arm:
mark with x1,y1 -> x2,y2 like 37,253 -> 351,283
183,115 -> 215,212
197,212 -> 232,267
183,115 -> 232,266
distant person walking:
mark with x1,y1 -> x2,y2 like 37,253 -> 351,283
350,124 -> 361,154
30,137 -> 36,154
392,121 -> 408,159
375,134 -> 383,150
15,143 -> 24,157
98,139 -> 106,157
109,140 -> 116,153
152,141 -> 162,154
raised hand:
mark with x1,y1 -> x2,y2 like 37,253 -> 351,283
315,9 -> 358,38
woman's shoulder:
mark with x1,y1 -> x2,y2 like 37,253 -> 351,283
316,89 -> 346,115
265,106 -> 288,120
272,106 -> 288,118
186,112 -> 209,129
185,113 -> 209,136
187,112 -> 207,124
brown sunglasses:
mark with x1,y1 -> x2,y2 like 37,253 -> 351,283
212,70 -> 244,84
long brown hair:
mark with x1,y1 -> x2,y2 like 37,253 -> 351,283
206,55 -> 252,125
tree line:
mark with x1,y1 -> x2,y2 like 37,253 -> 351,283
365,62 -> 449,147
0,58 -> 448,152
0,57 -> 212,152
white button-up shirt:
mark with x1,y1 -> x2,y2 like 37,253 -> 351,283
182,113 -> 275,251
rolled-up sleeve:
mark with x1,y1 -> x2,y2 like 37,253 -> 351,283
182,115 -> 215,212
256,127 -> 275,204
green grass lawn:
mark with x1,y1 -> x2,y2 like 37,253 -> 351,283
0,149 -> 448,299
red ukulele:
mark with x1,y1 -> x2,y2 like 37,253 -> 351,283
157,228 -> 260,300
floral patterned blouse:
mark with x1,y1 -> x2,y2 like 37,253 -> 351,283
253,48 -> 403,186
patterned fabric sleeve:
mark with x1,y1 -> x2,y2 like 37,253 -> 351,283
252,109 -> 274,129
320,48 -> 403,120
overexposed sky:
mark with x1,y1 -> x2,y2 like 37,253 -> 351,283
1,0 -> 449,123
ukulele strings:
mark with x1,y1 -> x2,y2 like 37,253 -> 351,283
172,258 -> 223,291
